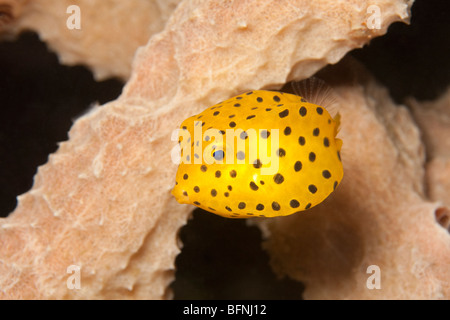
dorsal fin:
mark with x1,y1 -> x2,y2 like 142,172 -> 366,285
291,77 -> 339,116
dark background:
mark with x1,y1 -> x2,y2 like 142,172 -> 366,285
0,0 -> 448,299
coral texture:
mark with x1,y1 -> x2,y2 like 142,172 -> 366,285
0,0 -> 181,80
409,89 -> 450,210
0,0 -> 435,299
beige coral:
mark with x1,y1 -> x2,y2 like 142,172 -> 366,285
2,0 -> 445,300
409,89 -> 450,211
0,0 -> 181,80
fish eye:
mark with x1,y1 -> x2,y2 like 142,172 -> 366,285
213,150 -> 224,161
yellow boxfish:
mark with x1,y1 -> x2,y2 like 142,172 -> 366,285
172,90 -> 343,218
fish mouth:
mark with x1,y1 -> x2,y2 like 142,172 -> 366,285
171,186 -> 189,204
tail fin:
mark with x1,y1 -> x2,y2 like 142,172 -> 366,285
333,112 -> 341,136
334,113 -> 343,151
